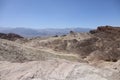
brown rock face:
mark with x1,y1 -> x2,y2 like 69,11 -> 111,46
0,33 -> 23,41
87,26 -> 120,61
90,25 -> 120,35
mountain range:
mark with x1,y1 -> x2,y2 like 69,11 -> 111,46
0,27 -> 91,37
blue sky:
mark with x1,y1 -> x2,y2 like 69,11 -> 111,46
0,0 -> 120,29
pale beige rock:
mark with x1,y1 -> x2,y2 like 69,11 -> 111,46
0,59 -> 120,80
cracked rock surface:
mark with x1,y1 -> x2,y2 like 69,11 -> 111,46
0,59 -> 120,80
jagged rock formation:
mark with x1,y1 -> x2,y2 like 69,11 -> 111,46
90,25 -> 120,34
90,25 -> 120,40
0,33 -> 23,41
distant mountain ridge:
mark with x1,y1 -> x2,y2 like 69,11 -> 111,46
0,27 -> 91,37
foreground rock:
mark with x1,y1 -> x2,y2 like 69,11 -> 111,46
0,59 -> 120,80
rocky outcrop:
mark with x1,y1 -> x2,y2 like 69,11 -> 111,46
87,26 -> 120,61
90,25 -> 120,39
0,33 -> 23,41
90,25 -> 120,34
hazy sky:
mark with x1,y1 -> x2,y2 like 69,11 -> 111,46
0,0 -> 120,29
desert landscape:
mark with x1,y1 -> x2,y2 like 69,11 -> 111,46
0,26 -> 120,80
